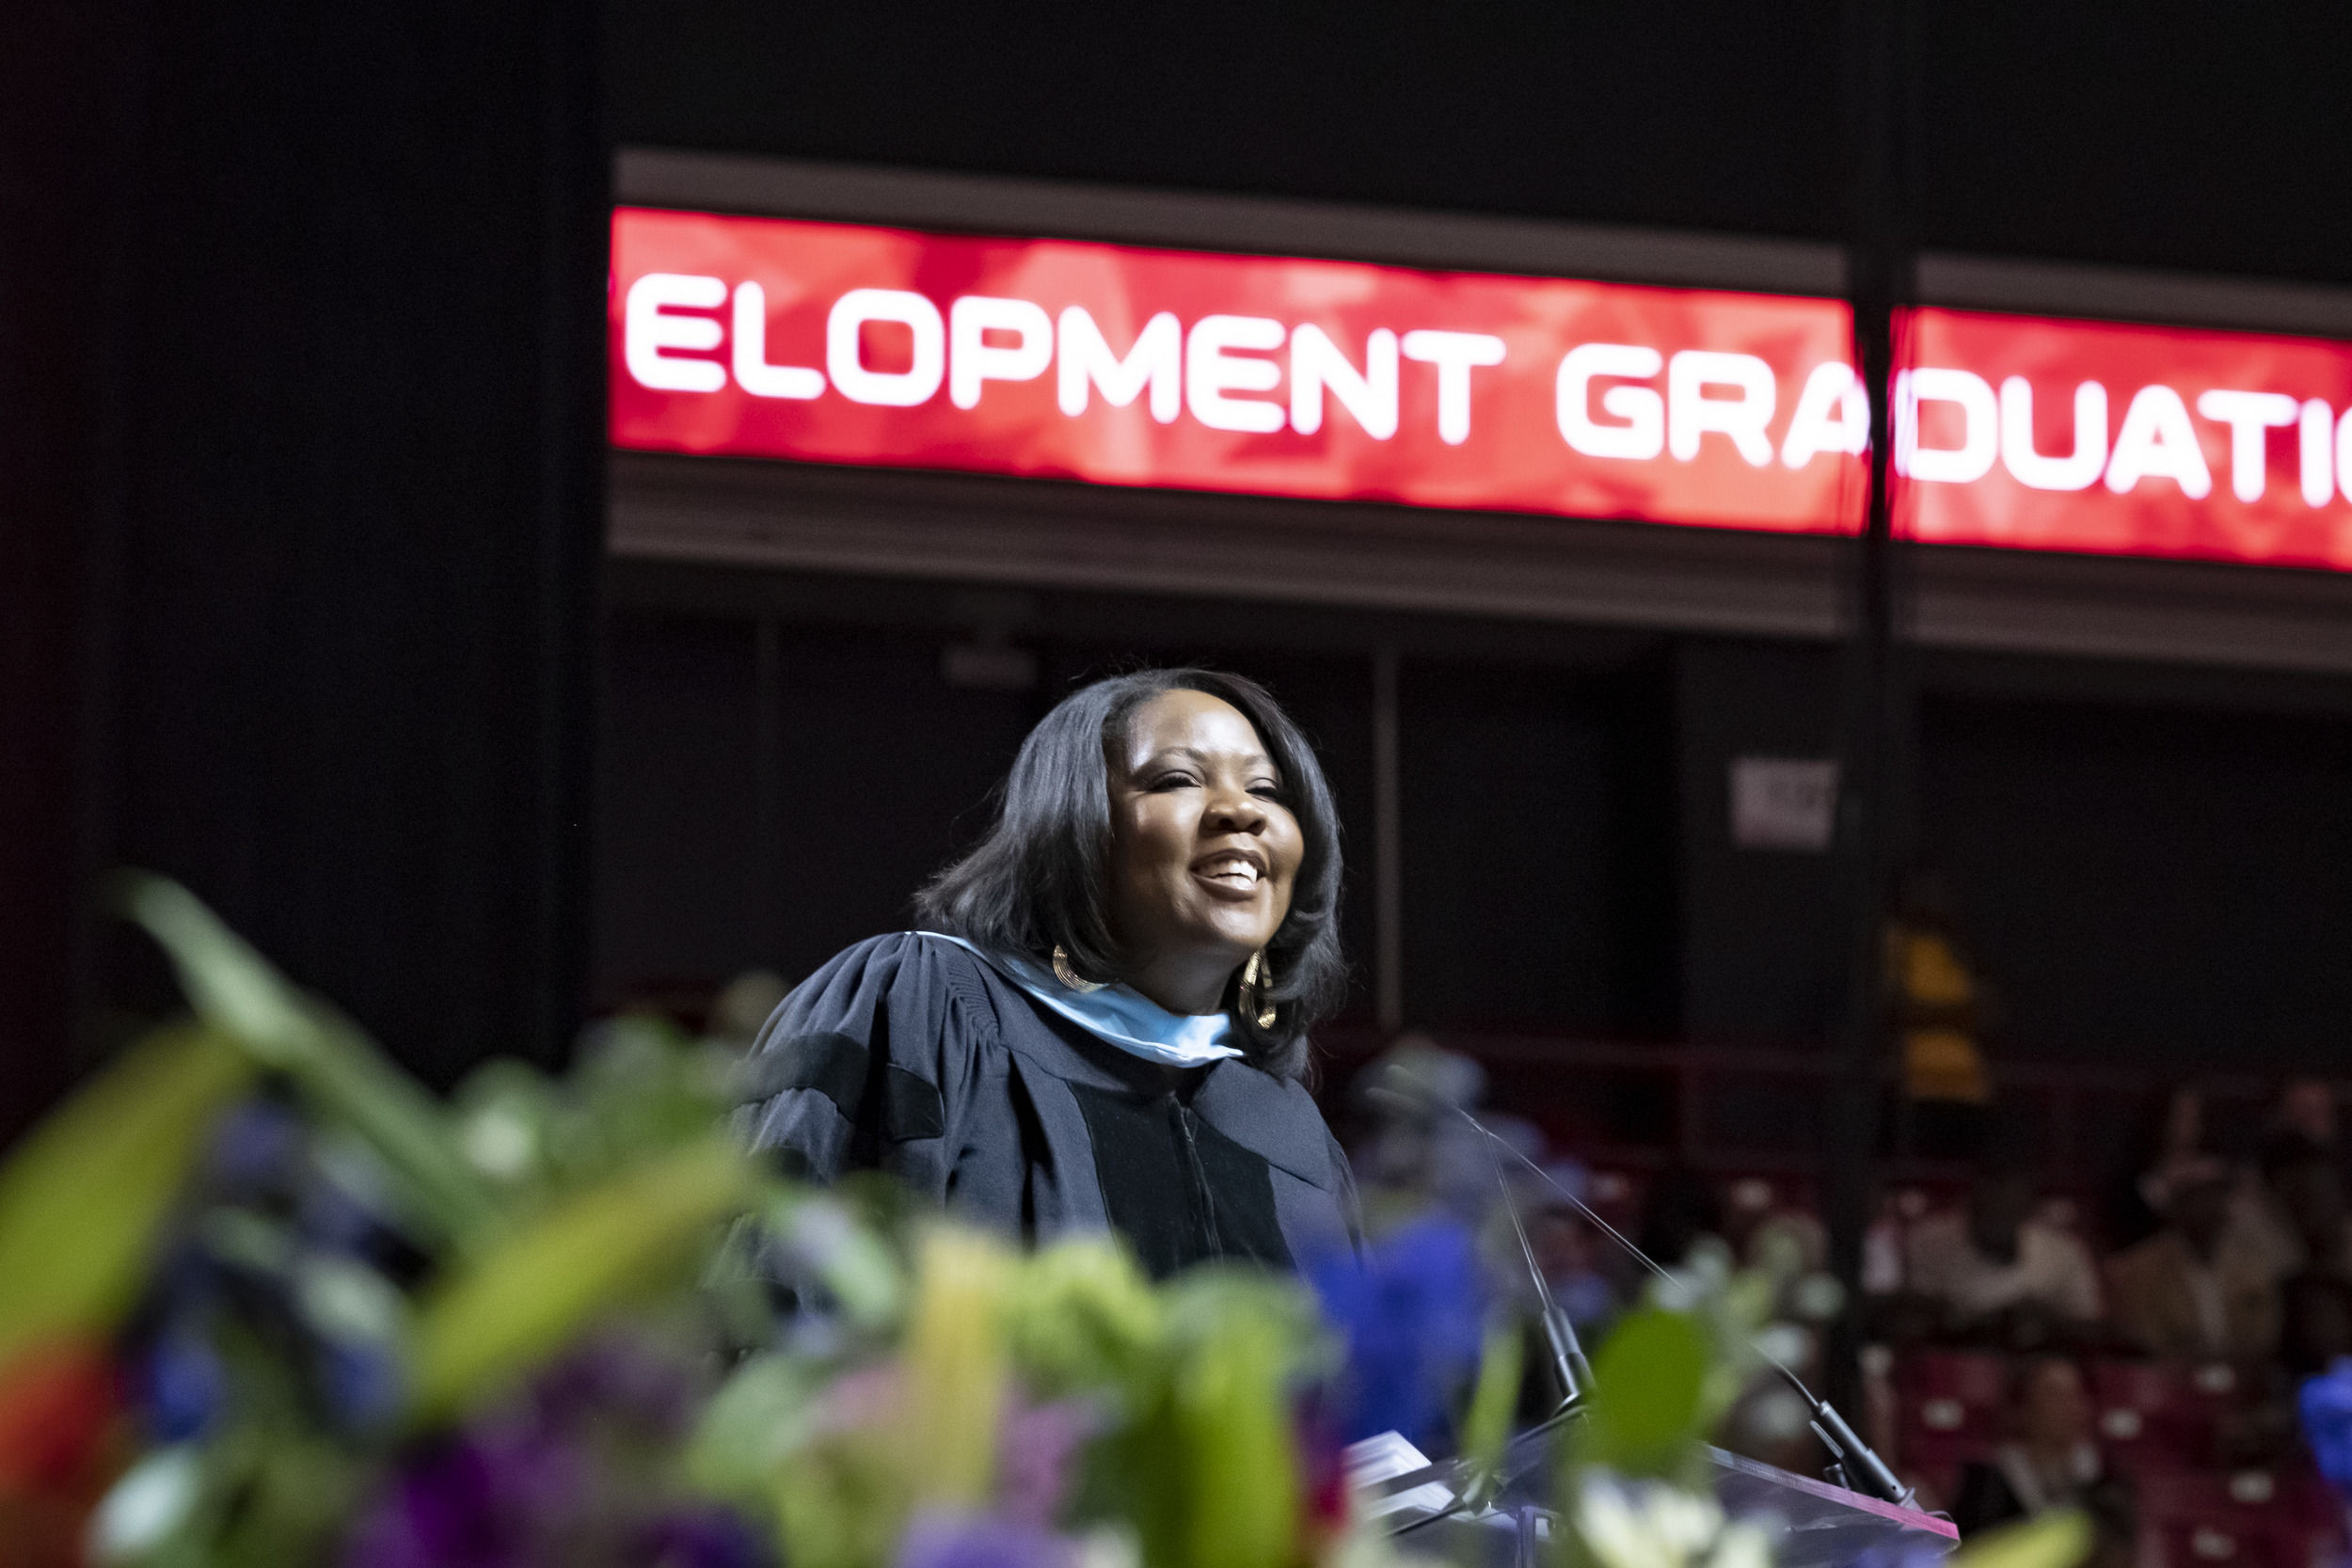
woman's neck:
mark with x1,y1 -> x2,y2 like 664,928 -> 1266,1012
1122,948 -> 1241,1016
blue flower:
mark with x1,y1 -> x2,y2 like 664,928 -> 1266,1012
136,1327 -> 227,1442
205,1100 -> 304,1194
2299,1356 -> 2352,1496
1305,1216 -> 1487,1449
320,1340 -> 405,1432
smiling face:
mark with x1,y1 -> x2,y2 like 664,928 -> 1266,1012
1104,689 -> 1306,1017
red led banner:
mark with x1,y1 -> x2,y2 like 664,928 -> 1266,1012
610,206 -> 2352,569
611,207 -> 1863,535
1901,309 -> 2352,569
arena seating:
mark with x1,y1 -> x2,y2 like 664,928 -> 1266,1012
1894,1350 -> 2346,1565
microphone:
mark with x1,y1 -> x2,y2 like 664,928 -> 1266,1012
1362,1078 -> 1916,1511
1478,1094 -> 1595,1413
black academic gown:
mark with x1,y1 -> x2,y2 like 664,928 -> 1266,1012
738,932 -> 1361,1275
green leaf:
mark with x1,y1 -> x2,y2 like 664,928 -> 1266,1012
115,873 -> 503,1256
210,1431 -> 369,1568
1459,1323 -> 1525,1481
766,1187 -> 904,1331
771,1399 -> 916,1568
901,1227 -> 1014,1509
686,1353 -> 819,1511
1007,1235 -> 1164,1401
406,1138 -> 752,1423
1581,1308 -> 1709,1479
1951,1511 -> 2093,1568
1173,1308 -> 1298,1568
1086,1270 -> 1317,1568
0,1023 -> 249,1370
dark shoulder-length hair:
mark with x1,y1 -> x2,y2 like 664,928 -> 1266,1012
914,668 -> 1346,1081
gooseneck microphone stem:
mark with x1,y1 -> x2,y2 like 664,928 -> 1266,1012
1366,1083 -> 1915,1511
1485,1117 -> 1594,1411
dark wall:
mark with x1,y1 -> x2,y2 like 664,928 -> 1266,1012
607,0 -> 2352,286
1398,657 -> 1678,1034
1675,640 -> 1847,1046
596,617 -> 769,996
1,0 -> 608,1121
1915,2 -> 2352,283
0,2 -> 126,1142
1916,690 -> 2352,1069
1676,641 -> 2352,1071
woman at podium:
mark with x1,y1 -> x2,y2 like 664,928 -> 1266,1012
739,668 -> 1359,1274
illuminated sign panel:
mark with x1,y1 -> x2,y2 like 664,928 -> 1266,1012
610,206 -> 2352,569
611,207 -> 1862,534
1901,309 -> 2352,569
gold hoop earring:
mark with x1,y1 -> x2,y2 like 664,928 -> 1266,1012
1052,944 -> 1106,993
1240,949 -> 1279,1030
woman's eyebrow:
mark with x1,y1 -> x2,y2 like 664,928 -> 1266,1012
1137,745 -> 1277,770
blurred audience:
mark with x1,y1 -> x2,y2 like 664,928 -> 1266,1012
1340,1051 -> 2352,1558
1948,1356 -> 2124,1530
2104,1084 -> 2214,1251
2267,1077 -> 2341,1164
1348,1035 -> 1513,1232
2106,1155 -> 2279,1362
1527,1168 -> 1620,1336
1904,1165 -> 2103,1338
1724,1176 -> 1828,1278
2253,1138 -> 2352,1282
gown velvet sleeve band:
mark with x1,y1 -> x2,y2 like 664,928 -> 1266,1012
735,932 -> 997,1201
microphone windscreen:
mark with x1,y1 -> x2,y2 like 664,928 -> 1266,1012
1361,1082 -> 1425,1116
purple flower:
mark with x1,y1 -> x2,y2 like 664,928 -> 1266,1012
342,1433 -> 583,1568
1305,1216 -> 1486,1449
342,1339 -> 755,1568
896,1512 -> 1078,1568
530,1335 -> 697,1439
641,1506 -> 773,1568
1843,1543 -> 1957,1568
994,1399 -> 1094,1528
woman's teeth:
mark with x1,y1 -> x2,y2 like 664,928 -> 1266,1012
1201,857 -> 1260,884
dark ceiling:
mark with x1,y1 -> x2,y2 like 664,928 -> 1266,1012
606,0 -> 2352,286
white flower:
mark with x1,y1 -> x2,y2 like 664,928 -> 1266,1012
87,1447 -> 202,1564
1576,1474 -> 1725,1568
1073,1525 -> 1142,1568
1707,1521 -> 1774,1568
1572,1473 -> 1778,1568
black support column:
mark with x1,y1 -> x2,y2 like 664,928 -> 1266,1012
1822,0 -> 1920,1417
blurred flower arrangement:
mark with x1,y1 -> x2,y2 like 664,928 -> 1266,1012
0,877 -> 2090,1568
